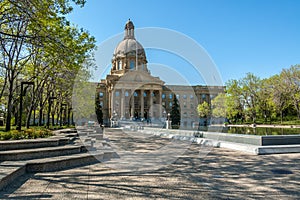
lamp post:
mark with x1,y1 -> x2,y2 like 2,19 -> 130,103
47,95 -> 57,128
166,113 -> 171,129
17,81 -> 34,131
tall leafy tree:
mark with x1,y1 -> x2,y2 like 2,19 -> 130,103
239,73 -> 261,123
225,79 -> 244,122
211,93 -> 226,118
0,0 -> 95,131
281,65 -> 300,119
197,101 -> 210,118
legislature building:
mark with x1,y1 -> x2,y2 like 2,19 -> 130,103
96,20 -> 224,128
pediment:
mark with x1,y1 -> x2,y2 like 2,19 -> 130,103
117,71 -> 164,85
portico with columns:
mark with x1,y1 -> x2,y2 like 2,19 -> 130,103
104,19 -> 165,121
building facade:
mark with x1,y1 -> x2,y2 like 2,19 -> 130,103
97,20 -> 224,128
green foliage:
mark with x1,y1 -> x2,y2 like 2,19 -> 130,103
224,65 -> 300,124
0,0 -> 96,131
211,93 -> 227,118
197,101 -> 210,118
0,127 -> 53,140
170,95 -> 180,126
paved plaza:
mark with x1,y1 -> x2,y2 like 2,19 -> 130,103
1,128 -> 300,200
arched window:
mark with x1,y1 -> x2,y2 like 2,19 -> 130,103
125,91 -> 129,97
130,60 -> 135,70
118,60 -> 122,70
134,91 -> 138,97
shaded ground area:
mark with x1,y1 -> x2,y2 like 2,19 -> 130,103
1,128 -> 300,199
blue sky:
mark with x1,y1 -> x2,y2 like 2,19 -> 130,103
67,0 -> 300,85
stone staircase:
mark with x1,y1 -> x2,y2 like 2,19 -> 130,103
0,127 -> 116,190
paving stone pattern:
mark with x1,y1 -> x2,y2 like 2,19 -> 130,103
1,128 -> 300,199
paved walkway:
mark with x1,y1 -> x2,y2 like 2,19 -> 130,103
1,128 -> 300,199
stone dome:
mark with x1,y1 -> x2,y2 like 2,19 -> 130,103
113,39 -> 145,57
113,20 -> 146,58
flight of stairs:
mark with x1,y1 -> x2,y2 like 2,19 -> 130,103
0,127 -> 116,190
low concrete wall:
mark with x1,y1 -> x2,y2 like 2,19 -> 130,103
142,127 -> 300,146
262,135 -> 300,145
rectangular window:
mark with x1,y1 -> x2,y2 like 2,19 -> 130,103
99,92 -> 104,98
130,60 -> 135,70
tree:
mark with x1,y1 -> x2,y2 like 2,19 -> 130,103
170,95 -> 180,126
197,101 -> 210,118
211,93 -> 226,118
95,92 -> 103,125
225,79 -> 244,123
281,65 -> 300,119
268,74 -> 289,123
0,0 -> 96,131
239,73 -> 261,123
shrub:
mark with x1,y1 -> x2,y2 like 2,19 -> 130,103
10,130 -> 23,140
0,132 -> 12,140
0,127 -> 54,140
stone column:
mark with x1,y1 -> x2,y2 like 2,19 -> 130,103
120,88 -> 124,119
131,89 -> 134,118
111,88 -> 114,118
149,89 -> 153,119
140,89 -> 144,119
158,90 -> 162,118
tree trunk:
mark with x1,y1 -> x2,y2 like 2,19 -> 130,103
33,108 -> 36,126
26,104 -> 34,129
52,113 -> 55,126
38,93 -> 43,126
5,80 -> 14,131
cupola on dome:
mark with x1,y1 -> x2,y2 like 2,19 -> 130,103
113,19 -> 146,59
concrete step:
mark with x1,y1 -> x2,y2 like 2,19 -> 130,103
0,161 -> 26,191
0,150 -> 117,190
256,144 -> 300,155
59,129 -> 77,134
0,145 -> 83,161
26,151 -> 106,172
0,138 -> 70,151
